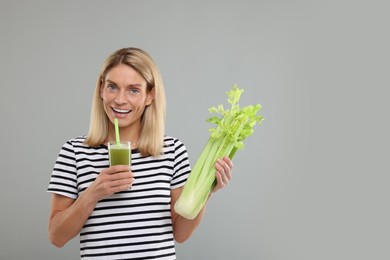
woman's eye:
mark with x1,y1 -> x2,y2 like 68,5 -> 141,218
107,84 -> 118,92
129,88 -> 140,95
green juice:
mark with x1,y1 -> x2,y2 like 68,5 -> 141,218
109,144 -> 131,166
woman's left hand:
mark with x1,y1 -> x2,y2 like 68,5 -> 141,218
212,156 -> 234,193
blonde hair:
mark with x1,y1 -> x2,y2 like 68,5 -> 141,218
85,47 -> 166,156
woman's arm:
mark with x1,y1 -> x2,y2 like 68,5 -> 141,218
170,187 -> 207,243
48,192 -> 96,247
171,156 -> 233,243
48,165 -> 134,247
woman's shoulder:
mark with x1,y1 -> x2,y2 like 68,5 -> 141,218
60,135 -> 107,155
62,135 -> 102,150
164,135 -> 182,144
163,135 -> 188,150
64,135 -> 87,146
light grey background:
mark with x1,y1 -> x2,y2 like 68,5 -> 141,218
0,0 -> 389,259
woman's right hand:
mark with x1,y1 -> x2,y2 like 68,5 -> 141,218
87,165 -> 134,202
49,165 -> 133,247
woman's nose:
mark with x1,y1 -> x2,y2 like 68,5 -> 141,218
115,90 -> 127,104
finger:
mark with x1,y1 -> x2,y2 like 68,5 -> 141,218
112,183 -> 133,193
221,157 -> 233,180
223,156 -> 234,169
216,159 -> 230,181
110,177 -> 134,188
114,171 -> 134,180
107,165 -> 131,174
102,167 -> 133,181
214,171 -> 224,190
215,164 -> 228,186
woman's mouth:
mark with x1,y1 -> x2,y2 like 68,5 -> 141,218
112,108 -> 131,117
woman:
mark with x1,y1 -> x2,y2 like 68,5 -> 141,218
47,47 -> 233,259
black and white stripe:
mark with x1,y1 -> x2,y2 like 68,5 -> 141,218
48,136 -> 191,259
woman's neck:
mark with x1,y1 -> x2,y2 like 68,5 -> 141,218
106,123 -> 141,148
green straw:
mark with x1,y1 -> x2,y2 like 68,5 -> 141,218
114,118 -> 120,146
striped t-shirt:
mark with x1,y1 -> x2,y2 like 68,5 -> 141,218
47,135 -> 191,259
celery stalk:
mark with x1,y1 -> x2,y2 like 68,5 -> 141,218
174,84 -> 264,220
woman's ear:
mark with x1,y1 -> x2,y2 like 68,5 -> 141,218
100,78 -> 104,99
146,87 -> 155,106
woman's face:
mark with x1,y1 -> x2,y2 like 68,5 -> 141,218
101,64 -> 154,130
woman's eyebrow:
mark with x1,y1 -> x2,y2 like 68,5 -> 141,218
105,79 -> 142,87
105,79 -> 117,84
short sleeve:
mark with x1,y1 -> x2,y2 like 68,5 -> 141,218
47,140 -> 78,199
171,138 -> 191,189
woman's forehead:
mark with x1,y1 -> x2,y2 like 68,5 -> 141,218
104,64 -> 147,86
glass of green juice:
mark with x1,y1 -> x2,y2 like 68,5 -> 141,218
108,141 -> 131,167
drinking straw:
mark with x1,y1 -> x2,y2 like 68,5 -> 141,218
114,118 -> 120,146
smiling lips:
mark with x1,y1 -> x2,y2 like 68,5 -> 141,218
112,107 -> 132,117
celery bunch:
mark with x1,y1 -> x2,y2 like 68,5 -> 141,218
174,84 -> 264,219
